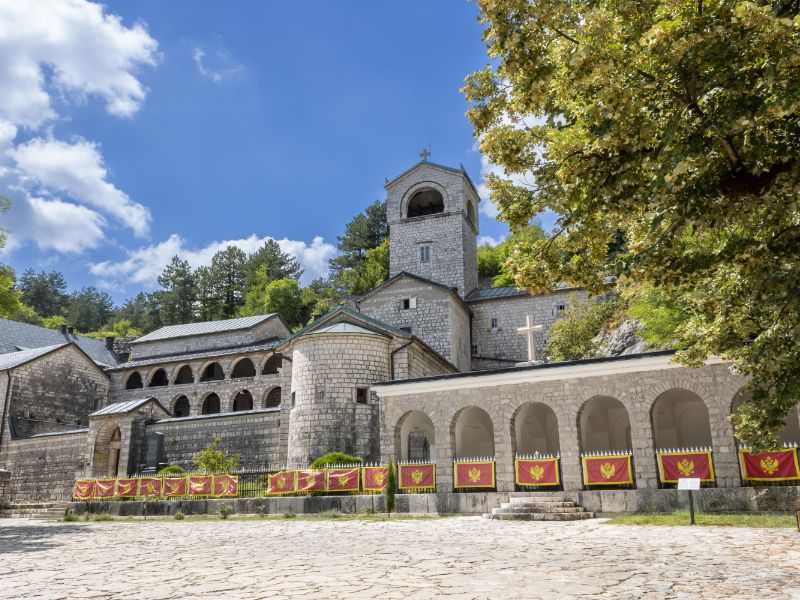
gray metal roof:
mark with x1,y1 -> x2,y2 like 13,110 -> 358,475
466,286 -> 527,301
310,322 -> 385,336
106,339 -> 281,371
132,314 -> 277,344
0,344 -> 67,371
0,319 -> 120,366
90,397 -> 164,416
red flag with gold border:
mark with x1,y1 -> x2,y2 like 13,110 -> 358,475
326,468 -> 360,492
515,458 -> 560,486
740,449 -> 800,481
94,479 -> 116,498
115,478 -> 138,498
188,475 -> 213,496
163,477 -> 187,497
583,455 -> 633,485
362,466 -> 389,492
138,477 -> 162,497
398,463 -> 435,489
658,452 -> 714,483
268,471 -> 296,495
454,461 -> 495,488
296,469 -> 325,492
213,475 -> 238,497
73,480 -> 95,500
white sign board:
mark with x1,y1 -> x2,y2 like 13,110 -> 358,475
678,478 -> 701,490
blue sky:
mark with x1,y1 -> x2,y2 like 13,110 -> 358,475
0,1 -> 523,303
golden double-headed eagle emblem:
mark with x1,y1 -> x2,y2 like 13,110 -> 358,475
600,462 -> 616,479
410,469 -> 424,485
276,475 -> 286,490
760,456 -> 779,475
530,465 -> 545,481
374,471 -> 386,486
677,459 -> 695,477
337,474 -> 351,486
467,467 -> 482,483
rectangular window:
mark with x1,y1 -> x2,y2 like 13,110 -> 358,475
557,304 -> 566,314
419,245 -> 430,263
401,297 -> 417,310
356,387 -> 369,404
490,317 -> 498,329
471,343 -> 479,355
399,326 -> 412,335
291,392 -> 296,408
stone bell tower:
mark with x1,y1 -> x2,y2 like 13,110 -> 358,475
385,158 -> 480,297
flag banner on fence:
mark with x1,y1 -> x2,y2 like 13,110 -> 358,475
163,477 -> 188,497
515,458 -> 560,486
213,475 -> 239,497
296,469 -> 325,492
362,466 -> 389,492
188,475 -> 213,496
657,451 -> 715,483
740,449 -> 800,481
138,477 -> 162,497
94,479 -> 116,498
73,480 -> 95,500
327,468 -> 360,492
583,455 -> 634,485
268,471 -> 296,495
454,461 -> 495,488
398,463 -> 435,490
115,478 -> 138,498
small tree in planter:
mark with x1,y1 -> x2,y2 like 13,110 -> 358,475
385,461 -> 396,517
193,436 -> 240,473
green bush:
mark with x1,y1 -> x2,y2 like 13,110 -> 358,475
157,465 -> 186,476
193,436 -> 240,473
62,508 -> 78,522
174,510 -> 185,520
320,509 -> 342,519
362,507 -> 376,516
283,510 -> 296,519
93,513 -> 113,522
256,503 -> 266,518
385,461 -> 396,516
217,503 -> 234,519
310,452 -> 363,468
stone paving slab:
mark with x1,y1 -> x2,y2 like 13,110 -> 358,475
0,517 -> 798,599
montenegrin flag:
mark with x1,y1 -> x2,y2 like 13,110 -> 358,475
94,479 -> 116,499
73,480 -> 95,500
115,478 -> 138,498
213,475 -> 239,497
657,451 -> 715,483
296,469 -> 325,492
138,477 -> 162,497
327,468 -> 360,492
515,458 -> 560,486
163,477 -> 188,497
362,466 -> 389,492
268,471 -> 296,495
188,475 -> 213,496
740,449 -> 800,481
583,454 -> 634,486
398,463 -> 435,490
454,461 -> 495,489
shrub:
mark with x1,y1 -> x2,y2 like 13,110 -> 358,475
174,510 -> 185,520
385,461 -> 396,516
193,436 -> 240,473
93,513 -> 113,522
283,510 -> 296,519
217,503 -> 234,519
320,509 -> 342,519
362,507 -> 376,516
256,503 -> 266,518
157,465 -> 186,476
310,452 -> 363,468
62,508 -> 78,522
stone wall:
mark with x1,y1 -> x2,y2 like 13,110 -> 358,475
470,288 -> 588,367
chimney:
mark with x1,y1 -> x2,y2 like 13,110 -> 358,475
67,326 -> 74,334
105,336 -> 115,351
60,324 -> 67,335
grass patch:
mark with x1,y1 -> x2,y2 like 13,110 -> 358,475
606,510 -> 796,528
319,509 -> 342,519
92,513 -> 114,522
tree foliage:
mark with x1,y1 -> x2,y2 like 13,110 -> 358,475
193,436 -> 240,473
241,275 -> 305,327
156,256 -> 196,326
329,200 -> 389,296
67,287 -> 115,332
544,295 -> 622,361
477,224 -> 546,286
17,269 -> 69,317
245,239 -> 302,286
464,0 -> 800,449
309,452 -> 363,468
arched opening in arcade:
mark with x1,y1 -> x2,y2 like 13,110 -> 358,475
262,354 -> 282,375
451,406 -> 495,458
231,358 -> 256,379
202,393 -> 221,415
512,402 -> 560,455
92,424 -> 122,477
200,362 -> 225,382
148,368 -> 168,387
578,396 -> 632,453
232,390 -> 254,411
125,372 -> 143,390
173,365 -> 194,385
395,410 -> 436,462
263,386 -> 281,408
407,188 -> 444,218
651,389 -> 713,449
172,395 -> 190,418
732,389 -> 800,445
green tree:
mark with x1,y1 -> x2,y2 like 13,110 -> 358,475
156,256 -> 196,325
464,0 -> 800,449
477,225 -> 547,287
17,269 -> 69,317
241,275 -> 305,327
42,315 -> 68,330
245,239 -> 302,286
0,265 -> 21,319
194,266 -> 221,322
335,239 -> 390,297
67,287 -> 115,332
116,292 -> 161,334
193,436 -> 240,473
209,246 -> 247,319
329,200 -> 388,295
543,295 -> 622,361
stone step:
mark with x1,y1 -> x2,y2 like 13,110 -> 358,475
0,502 -> 69,519
493,505 -> 584,515
503,500 -> 575,509
487,511 -> 594,521
509,496 -> 567,505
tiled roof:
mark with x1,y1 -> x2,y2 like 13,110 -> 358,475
281,305 -> 410,346
90,397 -> 167,416
0,319 -> 120,366
106,339 -> 282,371
0,344 -> 67,371
384,160 -> 480,199
132,314 -> 277,344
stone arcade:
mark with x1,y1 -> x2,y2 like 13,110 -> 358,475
1,159 -> 798,511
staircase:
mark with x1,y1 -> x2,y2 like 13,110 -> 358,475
485,493 -> 594,521
0,501 -> 70,520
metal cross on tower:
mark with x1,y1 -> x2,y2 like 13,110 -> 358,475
516,315 -> 544,363
419,147 -> 431,161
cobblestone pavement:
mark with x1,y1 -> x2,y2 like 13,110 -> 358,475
0,516 -> 798,599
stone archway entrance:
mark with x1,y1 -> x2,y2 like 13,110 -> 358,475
93,424 -> 122,477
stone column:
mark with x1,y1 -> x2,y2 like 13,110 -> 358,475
708,393 -> 741,487
629,402 -> 659,489
493,404 -> 514,492
558,418 -> 583,491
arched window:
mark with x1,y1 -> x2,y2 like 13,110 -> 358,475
231,358 -> 256,379
407,188 -> 444,218
512,402 -> 560,455
202,393 -> 221,415
200,362 -> 225,382
651,389 -> 712,449
174,365 -> 194,385
262,354 -> 282,375
233,390 -> 254,411
173,396 -> 190,418
148,368 -> 168,387
451,406 -> 494,458
263,387 -> 281,408
578,396 -> 632,453
125,372 -> 143,390
395,410 -> 436,462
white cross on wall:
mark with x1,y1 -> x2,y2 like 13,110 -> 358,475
516,315 -> 544,363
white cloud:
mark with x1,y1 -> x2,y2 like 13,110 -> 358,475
90,233 -> 337,289
193,46 -> 244,83
477,234 -> 506,247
